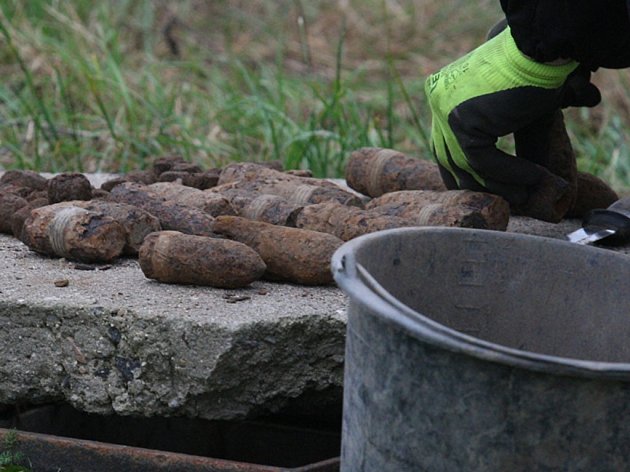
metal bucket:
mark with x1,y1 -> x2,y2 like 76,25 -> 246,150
332,227 -> 630,471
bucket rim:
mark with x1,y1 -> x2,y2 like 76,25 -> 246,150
332,226 -> 630,380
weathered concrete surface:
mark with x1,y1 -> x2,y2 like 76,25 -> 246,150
1,170 -> 628,421
0,233 -> 347,420
507,215 -> 630,255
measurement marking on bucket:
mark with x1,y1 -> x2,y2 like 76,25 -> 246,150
463,238 -> 490,255
451,239 -> 492,333
458,239 -> 490,287
458,261 -> 485,286
452,304 -> 487,335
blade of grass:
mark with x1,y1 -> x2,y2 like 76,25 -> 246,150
0,15 -> 59,145
390,62 -> 431,153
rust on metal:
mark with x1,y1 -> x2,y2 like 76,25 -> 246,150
0,428 -> 340,472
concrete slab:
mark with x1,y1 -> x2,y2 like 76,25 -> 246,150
2,170 -> 629,421
0,233 -> 347,420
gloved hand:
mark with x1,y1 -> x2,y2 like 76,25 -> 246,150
561,65 -> 601,108
425,27 -> 581,214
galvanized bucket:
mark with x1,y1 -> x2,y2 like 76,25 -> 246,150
332,227 -> 630,471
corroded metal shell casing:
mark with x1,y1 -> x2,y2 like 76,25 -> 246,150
138,230 -> 266,288
345,147 -> 446,197
21,204 -> 126,262
213,215 -> 343,285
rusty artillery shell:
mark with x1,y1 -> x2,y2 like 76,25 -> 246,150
169,162 -> 203,174
20,203 -> 127,262
152,155 -> 221,188
212,215 -> 343,285
26,189 -> 49,203
285,169 -> 313,178
126,170 -> 158,185
198,169 -> 221,189
152,155 -> 187,176
48,173 -> 93,203
158,169 -> 220,189
215,189 -> 304,226
0,193 -> 29,234
63,200 -> 162,255
263,160 -> 285,171
0,181 -> 49,201
147,182 -> 236,217
512,170 -> 570,223
152,156 -> 201,176
0,170 -> 48,192
11,205 -> 33,238
220,163 -> 333,189
91,188 -> 110,200
0,183 -> 33,199
566,171 -> 619,218
295,202 -> 413,241
109,182 -> 218,237
513,111 -> 577,223
221,160 -> 284,173
10,198 -> 50,238
100,177 -> 127,192
542,110 -> 578,216
138,230 -> 266,288
217,163 -> 364,207
367,189 -> 510,231
100,171 -> 156,192
345,147 -> 447,197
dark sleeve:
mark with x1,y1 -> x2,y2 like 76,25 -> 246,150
500,0 -> 630,70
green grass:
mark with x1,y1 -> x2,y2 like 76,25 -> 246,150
0,431 -> 30,472
0,0 -> 629,190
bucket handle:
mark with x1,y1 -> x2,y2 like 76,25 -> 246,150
333,251 -> 478,354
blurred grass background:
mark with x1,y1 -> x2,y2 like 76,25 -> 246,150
0,0 -> 629,189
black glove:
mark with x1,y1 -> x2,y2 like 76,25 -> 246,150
561,65 -> 601,108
